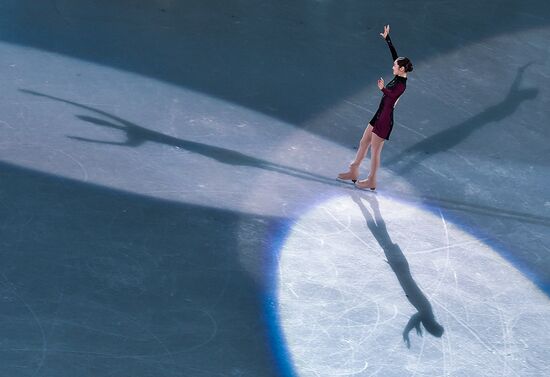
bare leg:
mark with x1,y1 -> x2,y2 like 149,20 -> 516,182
338,125 -> 374,181
356,131 -> 385,189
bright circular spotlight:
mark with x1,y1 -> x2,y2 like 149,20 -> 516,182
274,193 -> 550,377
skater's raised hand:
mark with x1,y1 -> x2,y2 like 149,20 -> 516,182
380,24 -> 390,39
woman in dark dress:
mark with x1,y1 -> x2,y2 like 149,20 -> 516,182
338,25 -> 413,190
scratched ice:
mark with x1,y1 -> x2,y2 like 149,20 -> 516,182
277,194 -> 550,377
1,1 -> 549,376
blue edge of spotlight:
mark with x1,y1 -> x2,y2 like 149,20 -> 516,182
262,192 -> 550,377
412,196 -> 550,297
262,217 -> 298,377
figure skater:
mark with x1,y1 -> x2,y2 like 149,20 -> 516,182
338,24 -> 413,190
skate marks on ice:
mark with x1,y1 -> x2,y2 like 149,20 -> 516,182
0,160 -> 276,377
20,89 -> 346,190
275,193 -> 550,377
350,193 -> 444,350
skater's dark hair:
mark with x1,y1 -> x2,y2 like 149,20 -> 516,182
397,57 -> 413,73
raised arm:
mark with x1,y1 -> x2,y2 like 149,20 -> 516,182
385,35 -> 398,61
380,24 -> 398,61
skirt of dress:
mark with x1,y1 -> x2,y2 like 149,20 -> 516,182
369,110 -> 394,140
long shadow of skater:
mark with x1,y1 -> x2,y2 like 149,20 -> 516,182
388,62 -> 538,174
350,192 -> 444,348
21,89 -> 342,187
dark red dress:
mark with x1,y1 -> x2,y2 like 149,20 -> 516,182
369,35 -> 407,140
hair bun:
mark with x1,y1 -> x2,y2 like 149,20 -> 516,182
397,57 -> 414,73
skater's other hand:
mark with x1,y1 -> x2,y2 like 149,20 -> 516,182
377,77 -> 384,90
380,24 -> 390,39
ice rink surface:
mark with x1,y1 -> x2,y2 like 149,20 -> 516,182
0,1 -> 549,376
